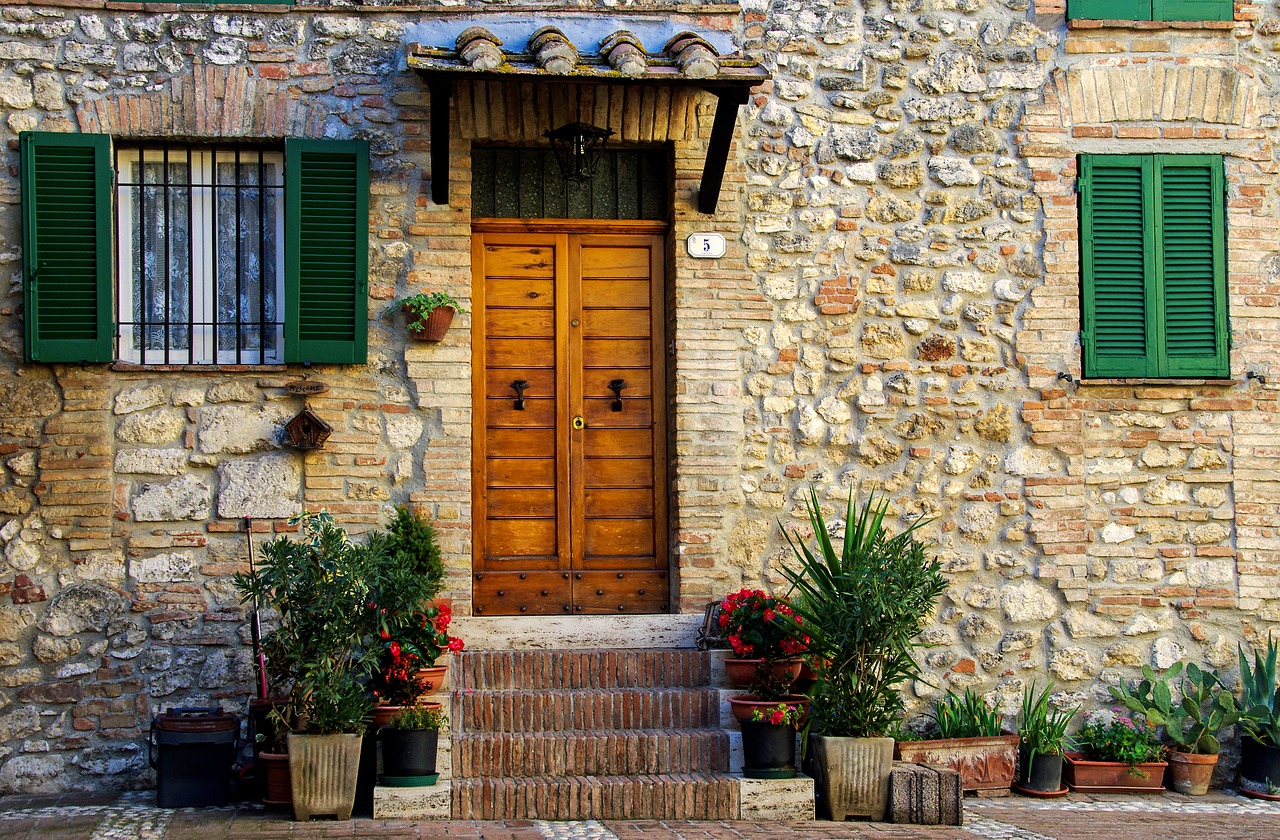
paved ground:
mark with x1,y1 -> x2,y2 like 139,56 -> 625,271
1,789 -> 1277,840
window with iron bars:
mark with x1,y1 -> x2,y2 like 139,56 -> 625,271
115,144 -> 284,365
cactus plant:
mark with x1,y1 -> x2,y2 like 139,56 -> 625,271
1109,661 -> 1241,755
1239,638 -> 1280,748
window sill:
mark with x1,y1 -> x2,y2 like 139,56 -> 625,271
1067,19 -> 1237,31
1074,377 -> 1239,386
111,362 -> 288,373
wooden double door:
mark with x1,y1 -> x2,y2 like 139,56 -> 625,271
471,225 -> 669,616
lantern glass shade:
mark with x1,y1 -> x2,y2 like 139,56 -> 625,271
545,122 -> 615,182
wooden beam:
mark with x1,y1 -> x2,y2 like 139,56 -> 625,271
429,76 -> 452,206
697,87 -> 749,215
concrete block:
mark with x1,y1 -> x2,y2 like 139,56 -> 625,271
889,761 -> 963,825
736,773 -> 815,821
372,780 -> 451,819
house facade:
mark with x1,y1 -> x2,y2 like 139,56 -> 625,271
0,0 -> 1278,795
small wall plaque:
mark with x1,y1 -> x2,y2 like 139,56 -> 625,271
686,233 -> 726,259
285,380 -> 330,396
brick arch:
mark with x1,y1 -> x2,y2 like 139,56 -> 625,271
74,64 -> 331,137
1053,61 -> 1259,127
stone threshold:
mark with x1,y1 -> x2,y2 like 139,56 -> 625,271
451,614 -> 703,650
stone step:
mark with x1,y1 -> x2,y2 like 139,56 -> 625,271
450,773 -> 742,820
457,687 -> 720,732
454,649 -> 713,691
453,728 -> 731,777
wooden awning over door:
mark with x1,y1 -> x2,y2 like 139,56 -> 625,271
408,25 -> 767,214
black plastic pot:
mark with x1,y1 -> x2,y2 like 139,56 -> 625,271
741,720 -> 796,779
1018,746 -> 1064,793
1240,737 -> 1280,793
380,727 -> 439,777
150,707 -> 239,808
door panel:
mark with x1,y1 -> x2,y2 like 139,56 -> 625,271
473,229 -> 667,616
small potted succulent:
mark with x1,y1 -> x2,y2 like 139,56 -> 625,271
741,702 -> 804,779
379,705 -> 448,787
1064,708 -> 1167,792
1238,639 -> 1280,799
392,291 -> 466,341
1109,661 -> 1241,795
1015,681 -> 1077,796
894,688 -> 1021,793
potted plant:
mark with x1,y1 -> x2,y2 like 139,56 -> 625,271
254,702 -> 295,807
235,512 -> 386,821
379,705 -> 448,787
1239,639 -> 1280,800
718,588 -> 810,722
1110,661 -> 1241,795
894,688 -> 1020,793
778,488 -> 948,821
392,291 -> 465,341
741,702 -> 804,779
1015,681 -> 1077,796
1064,708 -> 1167,792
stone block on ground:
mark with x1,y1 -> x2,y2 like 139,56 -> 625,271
372,779 -> 451,819
889,761 -> 963,825
736,773 -> 815,821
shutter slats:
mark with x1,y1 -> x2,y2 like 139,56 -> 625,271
1085,161 -> 1149,367
284,139 -> 369,364
20,132 -> 113,363
1159,161 -> 1225,366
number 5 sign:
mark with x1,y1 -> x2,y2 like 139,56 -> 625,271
686,233 -> 726,259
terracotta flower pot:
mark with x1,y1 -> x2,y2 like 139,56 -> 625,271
1167,751 -> 1217,796
811,735 -> 894,821
407,305 -> 454,341
894,734 -> 1020,792
372,700 -> 442,729
288,733 -> 362,821
728,694 -> 810,724
258,750 -> 292,807
1062,751 -> 1167,792
415,664 -> 449,695
723,658 -> 802,689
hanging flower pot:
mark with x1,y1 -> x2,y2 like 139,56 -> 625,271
408,305 -> 455,341
393,292 -> 466,342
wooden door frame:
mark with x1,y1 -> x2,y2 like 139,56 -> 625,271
471,220 -> 672,615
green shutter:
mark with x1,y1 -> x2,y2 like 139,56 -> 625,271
1068,0 -> 1151,19
284,139 -> 369,365
1081,155 -> 1155,378
1154,155 -> 1228,377
1152,0 -> 1232,21
20,132 -> 113,364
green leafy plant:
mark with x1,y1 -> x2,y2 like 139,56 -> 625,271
932,688 -> 1002,739
1239,638 -> 1280,748
1076,709 -> 1165,772
388,705 -> 448,731
382,505 -> 446,596
235,512 -> 384,735
1109,661 -> 1241,754
778,487 -> 948,738
392,291 -> 466,331
1019,681 -> 1077,768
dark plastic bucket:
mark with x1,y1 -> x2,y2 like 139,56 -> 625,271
150,707 -> 239,808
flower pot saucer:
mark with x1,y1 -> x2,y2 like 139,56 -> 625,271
378,773 -> 439,787
1066,783 -> 1166,794
1239,786 -> 1280,801
1013,782 -> 1069,798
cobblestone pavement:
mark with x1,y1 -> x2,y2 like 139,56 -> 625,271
0,790 -> 1277,839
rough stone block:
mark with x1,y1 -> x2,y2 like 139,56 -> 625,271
735,774 -> 814,821
372,779 -> 451,819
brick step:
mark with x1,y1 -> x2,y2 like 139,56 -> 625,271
450,773 -> 741,820
453,728 -> 731,777
457,687 -> 721,732
454,649 -> 712,691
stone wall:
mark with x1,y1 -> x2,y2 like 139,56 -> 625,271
0,0 -> 1277,793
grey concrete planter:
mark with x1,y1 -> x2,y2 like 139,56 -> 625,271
288,733 -> 362,820
811,734 -> 894,821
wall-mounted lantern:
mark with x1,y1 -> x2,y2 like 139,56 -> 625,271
544,121 -> 615,183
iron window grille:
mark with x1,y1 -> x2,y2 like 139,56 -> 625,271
115,144 -> 285,365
